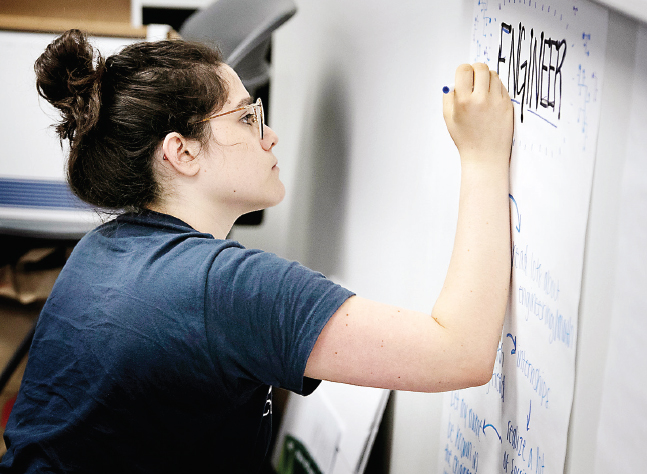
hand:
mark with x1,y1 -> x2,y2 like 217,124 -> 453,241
443,63 -> 514,167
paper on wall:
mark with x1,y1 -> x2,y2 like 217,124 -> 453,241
438,1 -> 609,473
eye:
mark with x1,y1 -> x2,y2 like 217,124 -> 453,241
241,112 -> 258,125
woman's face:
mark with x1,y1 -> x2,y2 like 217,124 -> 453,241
197,65 -> 285,217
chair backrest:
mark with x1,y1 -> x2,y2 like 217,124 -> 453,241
179,0 -> 297,93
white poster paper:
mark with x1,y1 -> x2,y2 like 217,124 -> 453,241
439,1 -> 608,473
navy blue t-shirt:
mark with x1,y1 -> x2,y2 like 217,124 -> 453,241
0,211 -> 353,473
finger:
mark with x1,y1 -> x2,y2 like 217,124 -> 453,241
454,64 -> 474,98
495,72 -> 512,100
489,70 -> 502,97
472,62 -> 490,94
442,87 -> 454,123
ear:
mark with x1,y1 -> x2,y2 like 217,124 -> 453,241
161,132 -> 201,177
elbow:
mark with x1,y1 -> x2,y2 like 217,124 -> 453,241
456,340 -> 499,389
450,358 -> 494,391
427,304 -> 506,391
465,312 -> 507,387
471,358 -> 496,387
419,345 -> 496,393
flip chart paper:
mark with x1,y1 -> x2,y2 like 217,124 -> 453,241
439,1 -> 608,473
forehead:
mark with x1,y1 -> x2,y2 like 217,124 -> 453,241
219,64 -> 250,106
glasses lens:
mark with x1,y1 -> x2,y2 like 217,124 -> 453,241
257,99 -> 264,140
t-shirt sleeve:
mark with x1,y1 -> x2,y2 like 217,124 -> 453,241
203,246 -> 354,395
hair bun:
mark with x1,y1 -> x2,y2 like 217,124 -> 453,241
35,29 -> 104,142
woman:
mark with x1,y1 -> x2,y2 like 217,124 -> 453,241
0,29 -> 513,473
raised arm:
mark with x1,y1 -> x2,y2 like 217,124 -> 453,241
305,63 -> 514,393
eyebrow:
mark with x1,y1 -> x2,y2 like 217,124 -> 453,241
236,97 -> 254,108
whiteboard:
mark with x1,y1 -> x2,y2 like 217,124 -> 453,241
438,1 -> 608,473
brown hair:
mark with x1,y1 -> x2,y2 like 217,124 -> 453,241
35,29 -> 228,211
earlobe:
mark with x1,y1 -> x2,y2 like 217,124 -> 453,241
161,132 -> 201,177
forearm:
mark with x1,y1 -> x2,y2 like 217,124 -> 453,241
432,158 -> 511,378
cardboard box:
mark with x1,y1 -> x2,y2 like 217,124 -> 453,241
0,0 -> 147,38
0,248 -> 63,304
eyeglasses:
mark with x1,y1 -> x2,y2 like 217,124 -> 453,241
195,98 -> 264,140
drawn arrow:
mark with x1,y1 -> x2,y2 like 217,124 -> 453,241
527,400 -> 532,431
509,194 -> 521,233
483,419 -> 502,443
506,333 -> 516,355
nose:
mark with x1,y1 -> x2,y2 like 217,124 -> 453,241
261,125 -> 278,151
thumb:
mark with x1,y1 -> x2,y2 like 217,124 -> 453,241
442,90 -> 455,126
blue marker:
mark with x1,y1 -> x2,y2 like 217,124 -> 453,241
442,83 -> 454,94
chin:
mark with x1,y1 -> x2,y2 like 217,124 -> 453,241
268,182 -> 286,207
265,193 -> 285,209
251,186 -> 285,212
276,182 -> 286,203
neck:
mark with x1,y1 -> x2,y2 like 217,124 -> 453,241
146,200 -> 239,239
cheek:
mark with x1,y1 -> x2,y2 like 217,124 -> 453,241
219,160 -> 263,195
211,124 -> 252,149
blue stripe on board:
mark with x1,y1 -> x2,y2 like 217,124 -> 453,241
0,178 -> 90,210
